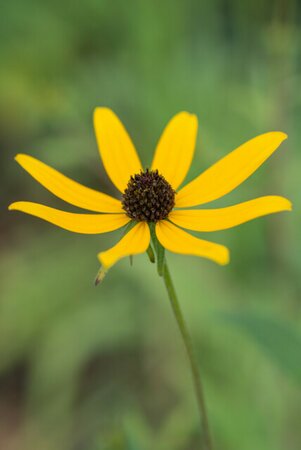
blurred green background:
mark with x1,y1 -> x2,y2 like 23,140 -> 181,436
1,0 -> 301,449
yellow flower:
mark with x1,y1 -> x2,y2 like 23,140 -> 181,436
9,108 -> 291,273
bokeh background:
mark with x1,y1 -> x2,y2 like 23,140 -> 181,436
1,1 -> 301,449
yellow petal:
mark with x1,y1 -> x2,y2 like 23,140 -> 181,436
176,132 -> 288,207
9,202 -> 130,234
151,112 -> 198,189
156,221 -> 229,265
98,222 -> 150,269
170,196 -> 292,232
94,107 -> 143,193
15,154 -> 123,213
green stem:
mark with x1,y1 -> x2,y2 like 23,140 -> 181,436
162,262 -> 213,450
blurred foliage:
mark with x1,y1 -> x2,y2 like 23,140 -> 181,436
1,0 -> 301,449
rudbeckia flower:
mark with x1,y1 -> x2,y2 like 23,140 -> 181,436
9,108 -> 291,275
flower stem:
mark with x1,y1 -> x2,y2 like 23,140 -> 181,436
162,261 -> 213,450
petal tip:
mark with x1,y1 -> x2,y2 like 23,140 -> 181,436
15,153 -> 33,169
220,248 -> 230,266
93,107 -> 102,121
14,153 -> 25,163
279,131 -> 288,142
190,114 -> 198,128
182,111 -> 198,125
273,131 -> 288,143
8,201 -> 26,212
8,202 -> 22,212
278,196 -> 293,212
263,131 -> 288,146
93,107 -> 101,121
93,106 -> 113,119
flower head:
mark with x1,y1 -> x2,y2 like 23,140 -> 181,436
122,169 -> 176,222
9,108 -> 292,275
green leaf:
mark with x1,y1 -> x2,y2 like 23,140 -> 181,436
218,311 -> 301,384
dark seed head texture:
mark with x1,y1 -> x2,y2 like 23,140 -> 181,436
122,169 -> 176,222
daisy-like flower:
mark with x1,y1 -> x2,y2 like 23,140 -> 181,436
9,108 -> 291,276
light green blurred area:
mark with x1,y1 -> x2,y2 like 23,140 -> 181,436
1,1 -> 301,449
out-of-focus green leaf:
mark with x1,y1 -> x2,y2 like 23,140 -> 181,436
218,311 -> 301,383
